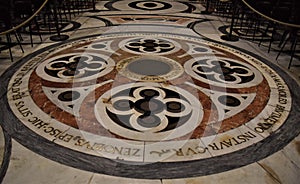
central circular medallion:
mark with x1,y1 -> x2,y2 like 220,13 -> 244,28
127,58 -> 171,76
117,56 -> 184,82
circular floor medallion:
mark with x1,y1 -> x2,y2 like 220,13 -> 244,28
1,31 -> 299,179
107,0 -> 190,13
120,37 -> 180,55
35,52 -> 115,83
128,0 -> 172,11
95,82 -> 203,141
116,55 -> 184,82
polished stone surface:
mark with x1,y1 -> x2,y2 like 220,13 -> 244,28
0,0 -> 299,183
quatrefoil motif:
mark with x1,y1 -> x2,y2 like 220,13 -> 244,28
125,38 -> 175,54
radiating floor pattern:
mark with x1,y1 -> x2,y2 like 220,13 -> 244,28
0,1 -> 300,183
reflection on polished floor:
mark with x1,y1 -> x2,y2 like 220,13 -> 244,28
0,1 -> 300,183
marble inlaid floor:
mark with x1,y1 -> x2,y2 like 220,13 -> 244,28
0,0 -> 300,183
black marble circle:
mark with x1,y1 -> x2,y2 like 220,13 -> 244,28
127,58 -> 171,76
113,100 -> 134,111
128,0 -> 172,11
144,2 -> 157,8
135,99 -> 165,114
137,115 -> 161,128
58,91 -> 80,102
140,89 -> 159,98
218,95 -> 241,107
167,102 -> 184,113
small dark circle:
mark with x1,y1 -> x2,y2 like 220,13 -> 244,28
218,95 -> 241,107
143,2 -> 157,8
113,100 -> 133,111
63,70 -> 78,76
141,101 -> 158,111
135,99 -> 165,113
167,102 -> 184,113
58,91 -> 80,102
86,63 -> 103,69
91,44 -> 106,49
194,47 -> 208,52
141,89 -> 159,98
144,47 -> 156,52
137,115 -> 160,128
143,42 -> 158,48
51,62 -> 66,68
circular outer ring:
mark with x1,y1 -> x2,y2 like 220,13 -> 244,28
0,32 -> 299,179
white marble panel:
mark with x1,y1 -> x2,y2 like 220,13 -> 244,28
162,162 -> 280,184
282,134 -> 300,169
90,174 -> 161,184
2,140 -> 93,184
258,151 -> 300,184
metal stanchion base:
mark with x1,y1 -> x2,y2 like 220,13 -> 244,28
220,34 -> 239,42
50,35 -> 69,41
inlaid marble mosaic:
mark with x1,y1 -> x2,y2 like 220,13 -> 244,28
104,0 -> 195,13
1,31 -> 299,179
